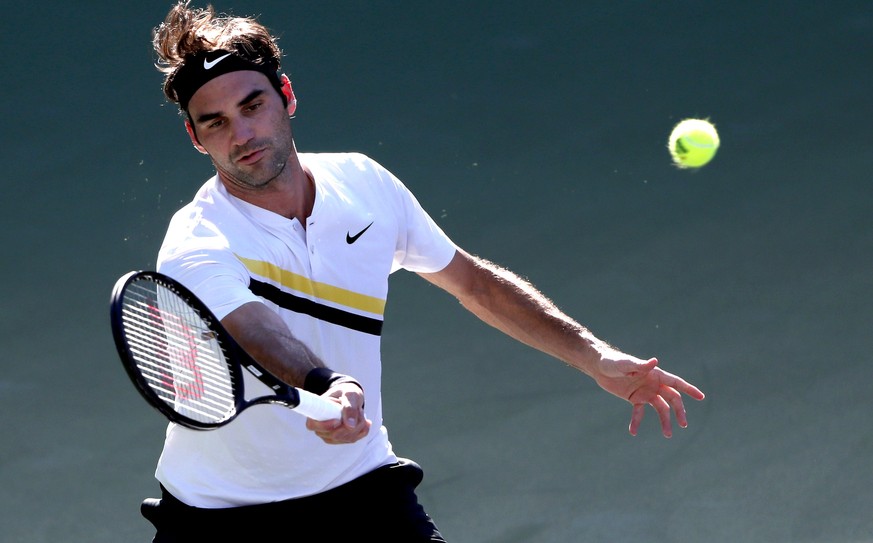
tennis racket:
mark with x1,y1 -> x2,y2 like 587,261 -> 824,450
110,270 -> 342,430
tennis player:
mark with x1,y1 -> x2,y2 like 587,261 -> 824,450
142,2 -> 705,540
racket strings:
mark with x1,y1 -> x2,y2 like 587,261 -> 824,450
122,279 -> 238,424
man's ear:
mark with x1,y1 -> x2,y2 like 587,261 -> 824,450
185,119 -> 208,155
280,74 -> 297,117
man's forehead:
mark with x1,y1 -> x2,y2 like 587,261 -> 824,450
187,70 -> 273,115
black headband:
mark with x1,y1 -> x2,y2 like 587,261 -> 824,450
170,49 -> 282,110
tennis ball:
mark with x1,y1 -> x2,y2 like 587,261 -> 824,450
668,118 -> 720,169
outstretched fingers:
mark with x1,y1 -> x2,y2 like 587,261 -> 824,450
601,353 -> 705,437
629,383 -> 699,438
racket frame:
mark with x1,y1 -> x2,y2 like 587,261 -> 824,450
110,270 -> 341,429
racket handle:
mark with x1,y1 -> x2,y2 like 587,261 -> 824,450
294,388 -> 343,421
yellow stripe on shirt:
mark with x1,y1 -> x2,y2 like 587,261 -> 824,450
236,256 -> 387,317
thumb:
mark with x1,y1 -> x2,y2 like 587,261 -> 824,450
624,357 -> 658,376
341,398 -> 359,428
341,391 -> 367,428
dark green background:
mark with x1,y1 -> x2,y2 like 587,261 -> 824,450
2,1 -> 872,541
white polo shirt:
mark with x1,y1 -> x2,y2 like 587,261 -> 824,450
154,152 -> 457,508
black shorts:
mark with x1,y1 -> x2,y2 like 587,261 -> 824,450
141,458 -> 445,542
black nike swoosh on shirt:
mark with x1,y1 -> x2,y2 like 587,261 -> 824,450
346,221 -> 374,244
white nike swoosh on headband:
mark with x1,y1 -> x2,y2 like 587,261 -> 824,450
204,53 -> 232,70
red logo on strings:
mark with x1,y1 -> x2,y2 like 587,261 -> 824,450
148,305 -> 205,400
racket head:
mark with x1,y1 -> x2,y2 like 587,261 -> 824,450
110,271 -> 244,430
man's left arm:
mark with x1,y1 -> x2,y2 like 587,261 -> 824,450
419,248 -> 705,438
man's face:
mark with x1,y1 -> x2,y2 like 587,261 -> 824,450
186,70 -> 294,191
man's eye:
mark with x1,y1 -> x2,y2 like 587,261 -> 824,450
207,119 -> 224,129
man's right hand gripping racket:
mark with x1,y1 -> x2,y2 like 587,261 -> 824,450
110,270 -> 342,430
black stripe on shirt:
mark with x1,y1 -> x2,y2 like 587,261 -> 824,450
248,278 -> 383,336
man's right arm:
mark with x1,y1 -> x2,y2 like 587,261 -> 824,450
222,301 -> 371,443
222,301 -> 323,387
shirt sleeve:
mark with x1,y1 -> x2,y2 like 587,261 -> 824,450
156,200 -> 264,321
157,249 -> 264,321
370,160 -> 457,274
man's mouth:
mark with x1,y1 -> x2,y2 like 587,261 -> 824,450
236,148 -> 265,165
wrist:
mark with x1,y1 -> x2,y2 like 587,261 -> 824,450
303,367 -> 362,395
565,335 -> 609,378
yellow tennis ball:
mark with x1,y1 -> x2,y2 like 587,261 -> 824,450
668,118 -> 720,168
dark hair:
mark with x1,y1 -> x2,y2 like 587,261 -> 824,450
153,1 -> 283,106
